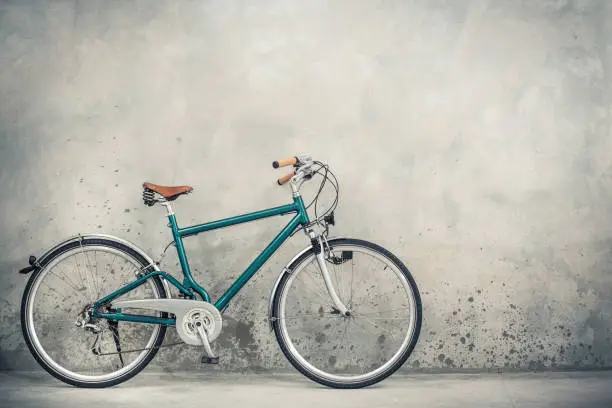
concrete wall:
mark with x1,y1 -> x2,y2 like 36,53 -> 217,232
1,0 -> 612,373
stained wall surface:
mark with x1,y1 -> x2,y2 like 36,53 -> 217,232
1,0 -> 611,372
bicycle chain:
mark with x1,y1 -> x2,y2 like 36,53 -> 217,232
95,341 -> 185,356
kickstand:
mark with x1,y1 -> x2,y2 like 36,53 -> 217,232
108,320 -> 125,367
90,332 -> 102,355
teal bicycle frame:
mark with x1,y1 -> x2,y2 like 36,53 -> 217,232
92,195 -> 310,325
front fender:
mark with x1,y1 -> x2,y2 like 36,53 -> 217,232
20,233 -> 172,298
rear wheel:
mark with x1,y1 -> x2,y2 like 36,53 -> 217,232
21,238 -> 168,388
272,238 -> 422,388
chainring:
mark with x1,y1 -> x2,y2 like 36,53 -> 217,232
176,305 -> 223,346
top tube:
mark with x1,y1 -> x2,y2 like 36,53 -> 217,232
177,199 -> 307,238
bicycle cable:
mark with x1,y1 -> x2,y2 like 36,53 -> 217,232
303,160 -> 339,227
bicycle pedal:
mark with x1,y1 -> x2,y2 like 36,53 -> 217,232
201,356 -> 219,365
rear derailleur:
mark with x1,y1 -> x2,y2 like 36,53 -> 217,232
75,304 -> 124,366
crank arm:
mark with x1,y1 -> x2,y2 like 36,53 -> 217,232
196,324 -> 217,361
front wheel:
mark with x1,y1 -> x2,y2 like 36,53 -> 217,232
272,238 -> 422,389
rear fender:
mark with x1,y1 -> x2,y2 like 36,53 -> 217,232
18,233 -> 172,298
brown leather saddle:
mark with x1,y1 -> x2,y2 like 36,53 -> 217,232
142,182 -> 193,201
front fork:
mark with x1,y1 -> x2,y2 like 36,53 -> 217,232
308,230 -> 350,316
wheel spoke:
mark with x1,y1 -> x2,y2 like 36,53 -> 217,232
54,264 -> 88,297
358,314 -> 399,337
336,320 -> 350,363
277,313 -> 345,320
349,258 -> 355,306
72,253 -> 96,302
353,307 -> 412,316
300,263 -> 335,308
83,249 -> 101,302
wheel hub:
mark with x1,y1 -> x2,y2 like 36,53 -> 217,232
74,303 -> 95,328
331,306 -> 352,318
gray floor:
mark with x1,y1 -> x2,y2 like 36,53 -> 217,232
1,370 -> 612,408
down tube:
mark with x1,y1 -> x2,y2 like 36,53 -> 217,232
214,214 -> 303,311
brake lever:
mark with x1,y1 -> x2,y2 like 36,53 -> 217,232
289,159 -> 316,191
296,155 -> 312,165
295,160 -> 316,175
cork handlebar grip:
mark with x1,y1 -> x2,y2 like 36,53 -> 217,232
277,171 -> 295,185
272,157 -> 298,169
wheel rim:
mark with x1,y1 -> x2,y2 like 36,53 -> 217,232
277,243 -> 418,384
24,245 -> 163,383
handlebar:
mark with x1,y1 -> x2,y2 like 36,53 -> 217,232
273,154 -> 314,187
272,157 -> 298,168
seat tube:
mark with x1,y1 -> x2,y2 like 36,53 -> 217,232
167,213 -> 191,277
166,209 -> 210,302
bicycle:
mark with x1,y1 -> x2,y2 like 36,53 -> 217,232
18,155 -> 422,389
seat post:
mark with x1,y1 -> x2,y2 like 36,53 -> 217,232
161,202 -> 174,216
